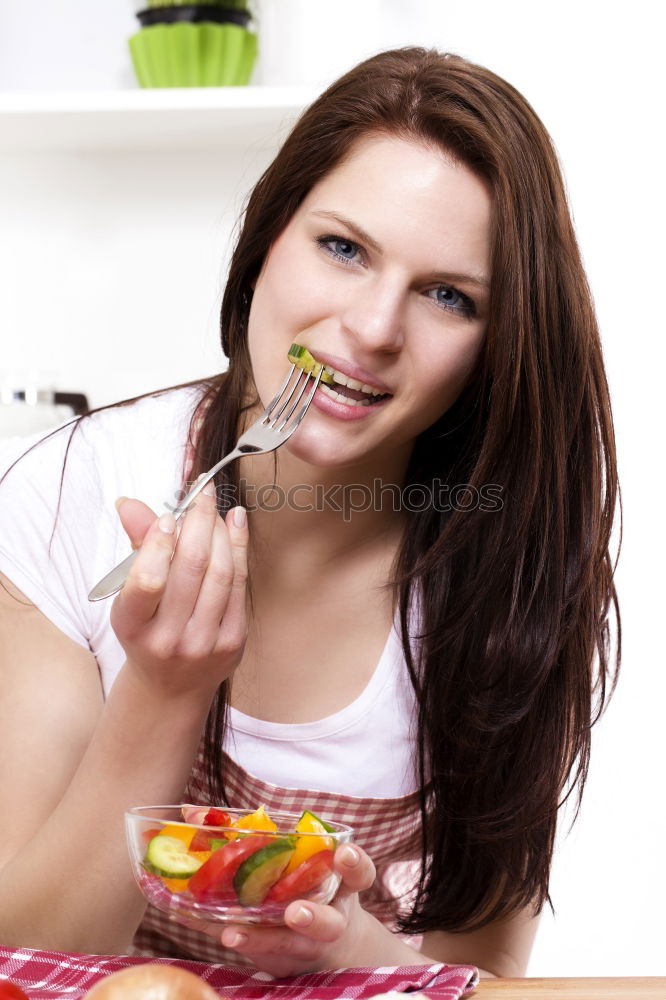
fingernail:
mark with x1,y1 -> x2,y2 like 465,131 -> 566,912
233,506 -> 247,528
158,513 -> 176,534
340,845 -> 360,867
223,930 -> 247,949
292,905 -> 313,927
203,481 -> 216,497
114,496 -> 129,512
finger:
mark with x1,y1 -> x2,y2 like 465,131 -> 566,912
186,506 -> 235,637
283,899 -> 346,943
170,914 -> 223,940
333,843 -> 376,898
220,923 -> 324,962
212,507 -> 249,654
112,512 -> 177,628
158,481 -> 219,624
115,496 -> 159,550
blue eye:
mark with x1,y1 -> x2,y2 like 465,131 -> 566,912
426,285 -> 475,317
317,236 -> 360,263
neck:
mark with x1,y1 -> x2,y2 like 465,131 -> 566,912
236,447 -> 410,575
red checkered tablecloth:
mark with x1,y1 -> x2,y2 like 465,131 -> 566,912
0,946 -> 478,1000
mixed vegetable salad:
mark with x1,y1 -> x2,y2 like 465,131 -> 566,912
141,805 -> 339,908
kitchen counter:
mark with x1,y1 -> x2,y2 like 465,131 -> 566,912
474,976 -> 666,998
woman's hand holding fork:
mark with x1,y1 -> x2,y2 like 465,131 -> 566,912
110,489 -> 249,703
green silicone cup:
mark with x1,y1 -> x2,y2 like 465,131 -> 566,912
146,1 -> 250,8
128,22 -> 257,87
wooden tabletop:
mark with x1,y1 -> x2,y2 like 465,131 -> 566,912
471,977 -> 666,999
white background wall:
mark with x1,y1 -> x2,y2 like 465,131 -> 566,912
1,0 -> 664,978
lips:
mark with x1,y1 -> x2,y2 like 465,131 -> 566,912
309,350 -> 392,396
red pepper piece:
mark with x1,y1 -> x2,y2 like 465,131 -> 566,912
204,807 -> 232,827
189,808 -> 234,850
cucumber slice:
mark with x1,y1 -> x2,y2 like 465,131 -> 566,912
233,836 -> 296,906
287,344 -> 335,385
143,834 -> 204,879
287,343 -> 309,360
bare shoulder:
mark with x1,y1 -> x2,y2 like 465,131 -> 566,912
0,570 -> 101,691
421,904 -> 541,978
0,572 -> 103,867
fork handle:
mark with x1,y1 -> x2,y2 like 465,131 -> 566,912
169,448 -> 243,520
87,448 -> 244,602
88,549 -> 141,602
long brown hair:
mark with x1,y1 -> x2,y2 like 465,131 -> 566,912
190,47 -> 621,933
2,46 -> 620,935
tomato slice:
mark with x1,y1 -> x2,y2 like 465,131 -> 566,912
265,849 -> 335,903
141,827 -> 162,845
0,982 -> 30,1000
189,829 -> 224,851
188,834 -> 274,902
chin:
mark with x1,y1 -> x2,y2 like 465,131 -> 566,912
282,421 -> 353,468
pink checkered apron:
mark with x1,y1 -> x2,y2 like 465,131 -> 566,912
131,746 -> 426,962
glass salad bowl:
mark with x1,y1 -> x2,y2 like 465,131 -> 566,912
126,804 -> 354,926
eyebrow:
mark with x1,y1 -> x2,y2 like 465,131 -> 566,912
309,209 -> 490,290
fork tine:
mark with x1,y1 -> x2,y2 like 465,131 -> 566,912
265,363 -> 310,425
269,367 -> 312,429
262,362 -> 298,418
277,365 -> 324,436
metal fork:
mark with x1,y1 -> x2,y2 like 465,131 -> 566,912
87,362 -> 323,602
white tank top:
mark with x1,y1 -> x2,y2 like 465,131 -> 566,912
223,604 -> 420,799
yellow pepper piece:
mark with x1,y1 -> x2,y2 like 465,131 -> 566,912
283,812 -> 334,875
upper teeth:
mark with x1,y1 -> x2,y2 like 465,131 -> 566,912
322,364 -> 386,397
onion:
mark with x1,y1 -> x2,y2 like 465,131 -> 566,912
181,806 -> 210,825
85,964 -> 220,1000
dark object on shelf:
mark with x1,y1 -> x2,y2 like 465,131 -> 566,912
146,0 -> 250,7
0,388 -> 90,439
6,389 -> 89,415
136,5 -> 251,27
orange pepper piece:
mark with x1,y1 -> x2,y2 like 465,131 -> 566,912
158,824 -> 196,848
162,876 -> 191,893
226,805 -> 277,840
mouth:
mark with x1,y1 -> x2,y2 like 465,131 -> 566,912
317,372 -> 391,407
288,343 -> 392,407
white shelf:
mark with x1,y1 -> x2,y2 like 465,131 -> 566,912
0,87 -> 318,153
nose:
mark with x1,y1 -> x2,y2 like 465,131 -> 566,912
338,274 -> 405,353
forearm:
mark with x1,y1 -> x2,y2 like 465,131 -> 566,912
0,663 -> 213,953
337,912 -> 498,978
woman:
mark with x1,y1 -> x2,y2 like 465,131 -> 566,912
0,47 -> 619,978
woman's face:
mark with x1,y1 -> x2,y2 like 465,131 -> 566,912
246,133 -> 492,475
